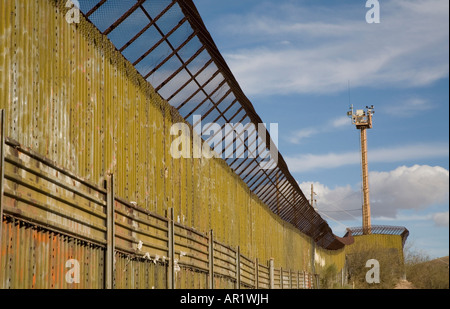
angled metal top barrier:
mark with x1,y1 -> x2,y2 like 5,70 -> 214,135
76,0 -> 352,250
346,226 -> 410,247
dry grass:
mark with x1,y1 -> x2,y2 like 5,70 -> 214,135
405,256 -> 449,289
394,280 -> 416,289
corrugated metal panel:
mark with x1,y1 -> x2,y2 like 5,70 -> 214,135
346,234 -> 405,256
1,217 -> 104,289
114,251 -> 167,289
175,268 -> 208,289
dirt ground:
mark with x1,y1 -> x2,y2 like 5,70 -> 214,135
394,280 -> 416,289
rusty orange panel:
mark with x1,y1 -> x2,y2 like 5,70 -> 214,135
1,217 -> 104,289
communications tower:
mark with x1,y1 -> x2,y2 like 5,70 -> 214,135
348,105 -> 375,235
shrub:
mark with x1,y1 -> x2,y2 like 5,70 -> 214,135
404,243 -> 449,289
320,264 -> 339,289
346,243 -> 403,289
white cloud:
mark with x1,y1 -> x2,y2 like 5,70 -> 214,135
286,116 -> 351,144
433,212 -> 449,227
370,165 -> 449,217
370,144 -> 449,163
332,116 -> 350,128
376,213 -> 433,222
287,128 -> 319,144
299,181 -> 361,219
383,97 -> 436,117
285,142 -> 449,173
287,151 -> 358,173
219,0 -> 449,96
299,165 -> 449,222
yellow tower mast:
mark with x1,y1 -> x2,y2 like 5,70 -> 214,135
348,105 -> 375,235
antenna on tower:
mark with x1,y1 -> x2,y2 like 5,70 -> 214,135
348,80 -> 351,107
348,105 -> 375,235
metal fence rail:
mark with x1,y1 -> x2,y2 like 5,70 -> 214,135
74,0 -> 350,250
0,122 -> 318,289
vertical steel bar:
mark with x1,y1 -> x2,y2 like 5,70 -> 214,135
236,246 -> 240,289
280,267 -> 283,289
0,110 -> 5,266
105,174 -> 115,289
167,208 -> 175,289
303,271 -> 306,289
311,239 -> 316,283
269,258 -> 274,289
208,229 -> 214,289
289,270 -> 292,289
255,258 -> 259,289
105,174 -> 115,290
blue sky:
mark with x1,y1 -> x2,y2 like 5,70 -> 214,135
193,0 -> 449,258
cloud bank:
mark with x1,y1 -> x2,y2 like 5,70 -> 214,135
299,165 -> 449,224
218,0 -> 449,96
285,142 -> 449,173
433,212 -> 449,227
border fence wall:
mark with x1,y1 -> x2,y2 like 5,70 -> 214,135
0,125 -> 319,289
0,0 -> 346,269
0,0 -> 340,289
0,0 -> 408,289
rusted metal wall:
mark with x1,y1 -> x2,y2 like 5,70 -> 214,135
0,0 -> 350,288
1,217 -> 105,289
